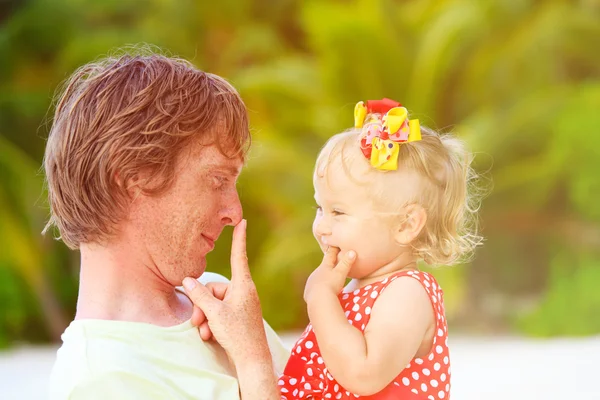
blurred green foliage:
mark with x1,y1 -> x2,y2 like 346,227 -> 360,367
0,0 -> 599,345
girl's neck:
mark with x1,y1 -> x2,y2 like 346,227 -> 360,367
353,252 -> 419,289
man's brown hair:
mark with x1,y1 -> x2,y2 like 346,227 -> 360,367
43,47 -> 250,249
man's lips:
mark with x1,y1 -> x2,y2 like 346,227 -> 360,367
202,234 -> 216,250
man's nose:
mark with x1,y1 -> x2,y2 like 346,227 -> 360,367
221,190 -> 243,226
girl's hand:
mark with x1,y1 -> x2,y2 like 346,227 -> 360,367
304,247 -> 357,303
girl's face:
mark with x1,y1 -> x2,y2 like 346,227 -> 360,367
312,166 -> 406,279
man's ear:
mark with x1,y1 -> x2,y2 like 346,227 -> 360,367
115,170 -> 143,199
394,203 -> 427,246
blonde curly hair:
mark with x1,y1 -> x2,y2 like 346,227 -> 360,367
314,125 -> 484,266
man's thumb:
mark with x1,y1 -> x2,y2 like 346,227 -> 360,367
182,277 -> 220,316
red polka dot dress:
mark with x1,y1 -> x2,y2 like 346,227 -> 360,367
279,270 -> 451,400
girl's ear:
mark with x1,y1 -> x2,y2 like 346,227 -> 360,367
394,203 -> 427,246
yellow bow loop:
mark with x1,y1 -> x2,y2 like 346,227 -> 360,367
408,119 -> 421,142
382,107 -> 408,135
354,101 -> 367,128
370,137 -> 400,171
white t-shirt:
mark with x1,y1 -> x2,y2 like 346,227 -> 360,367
49,277 -> 290,399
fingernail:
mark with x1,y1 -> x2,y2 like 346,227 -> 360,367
183,277 -> 198,290
347,251 -> 356,259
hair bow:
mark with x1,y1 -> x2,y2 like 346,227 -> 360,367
354,98 -> 421,170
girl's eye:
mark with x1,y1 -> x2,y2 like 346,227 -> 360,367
332,210 -> 344,216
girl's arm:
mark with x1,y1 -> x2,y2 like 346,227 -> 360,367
307,276 -> 434,396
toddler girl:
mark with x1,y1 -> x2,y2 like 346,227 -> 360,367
278,98 -> 482,399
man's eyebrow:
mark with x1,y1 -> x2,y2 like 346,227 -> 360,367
205,163 -> 242,175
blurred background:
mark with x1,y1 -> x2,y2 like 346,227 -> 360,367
0,0 -> 599,398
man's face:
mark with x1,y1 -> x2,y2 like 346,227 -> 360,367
130,143 -> 243,285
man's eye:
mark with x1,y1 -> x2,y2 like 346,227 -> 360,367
213,176 -> 228,187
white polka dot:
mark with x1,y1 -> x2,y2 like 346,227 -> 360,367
412,371 -> 419,380
415,358 -> 423,364
382,278 -> 389,284
432,296 -> 437,303
289,378 -> 297,385
407,270 -> 415,275
278,379 -> 284,385
361,324 -> 365,330
428,353 -> 435,361
402,377 -> 410,386
334,384 -> 339,392
352,303 -> 360,311
319,382 -> 324,389
342,293 -> 349,300
305,341 -> 314,349
365,306 -> 372,315
438,328 -> 444,337
370,290 -> 379,298
307,368 -> 313,376
406,363 -> 411,369
421,383 -> 428,392
424,280 -> 430,287
353,296 -> 360,303
353,289 -> 360,295
299,391 -> 304,397
281,387 -> 288,393
325,394 -> 332,399
336,393 -> 342,399
422,368 -> 431,376
430,379 -> 438,388
434,362 -> 441,371
428,396 -> 434,400
345,311 -> 350,317
439,390 -> 445,398
445,383 -> 450,391
304,383 -> 311,390
327,372 -> 333,380
354,313 -> 362,321
364,285 -> 372,290
318,357 -> 324,364
436,345 -> 443,354
443,356 -> 449,364
440,373 -> 447,382
411,389 -> 418,394
295,345 -> 301,353
293,389 -> 298,396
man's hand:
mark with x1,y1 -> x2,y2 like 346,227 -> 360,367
304,247 -> 356,304
182,219 -> 271,364
182,219 -> 279,400
190,281 -> 228,340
